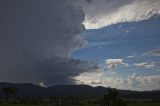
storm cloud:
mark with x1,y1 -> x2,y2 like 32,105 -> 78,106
0,0 -> 97,85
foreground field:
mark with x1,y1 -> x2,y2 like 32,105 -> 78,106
0,103 -> 160,106
128,103 -> 160,106
0,104 -> 39,106
83,103 -> 160,106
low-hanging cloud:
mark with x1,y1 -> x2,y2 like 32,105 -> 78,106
0,0 -> 97,86
73,0 -> 160,29
74,70 -> 160,91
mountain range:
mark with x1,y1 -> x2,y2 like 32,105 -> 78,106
0,82 -> 160,99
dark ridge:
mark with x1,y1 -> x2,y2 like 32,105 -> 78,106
0,82 -> 160,99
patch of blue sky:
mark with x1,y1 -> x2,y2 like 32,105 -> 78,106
72,16 -> 160,78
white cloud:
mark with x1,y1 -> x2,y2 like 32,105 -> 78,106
73,0 -> 160,29
127,56 -> 134,58
106,59 -> 129,68
39,82 -> 46,87
74,70 -> 160,91
127,52 -> 136,58
133,62 -> 155,68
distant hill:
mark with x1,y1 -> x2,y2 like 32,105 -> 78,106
0,82 -> 160,99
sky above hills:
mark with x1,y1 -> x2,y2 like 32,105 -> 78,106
72,0 -> 160,91
0,0 -> 160,91
72,16 -> 160,91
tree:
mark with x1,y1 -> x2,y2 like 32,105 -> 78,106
101,88 -> 127,106
1,86 -> 17,103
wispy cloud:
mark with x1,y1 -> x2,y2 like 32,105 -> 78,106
133,62 -> 155,69
74,0 -> 160,29
145,48 -> 160,57
127,53 -> 136,58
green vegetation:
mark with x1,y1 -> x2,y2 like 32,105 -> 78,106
101,88 -> 127,106
0,104 -> 38,106
0,103 -> 160,106
128,103 -> 160,106
0,86 -> 160,106
1,86 -> 17,103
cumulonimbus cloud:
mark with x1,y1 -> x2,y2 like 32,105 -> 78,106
73,0 -> 160,29
0,0 -> 97,86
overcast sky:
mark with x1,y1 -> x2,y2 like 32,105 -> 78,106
0,0 -> 160,91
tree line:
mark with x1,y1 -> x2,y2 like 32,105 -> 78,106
0,86 -> 127,106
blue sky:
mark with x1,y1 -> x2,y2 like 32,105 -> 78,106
72,15 -> 160,91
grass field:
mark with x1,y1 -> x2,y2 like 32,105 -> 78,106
0,103 -> 160,106
82,103 -> 160,106
128,103 -> 160,106
0,104 -> 39,106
